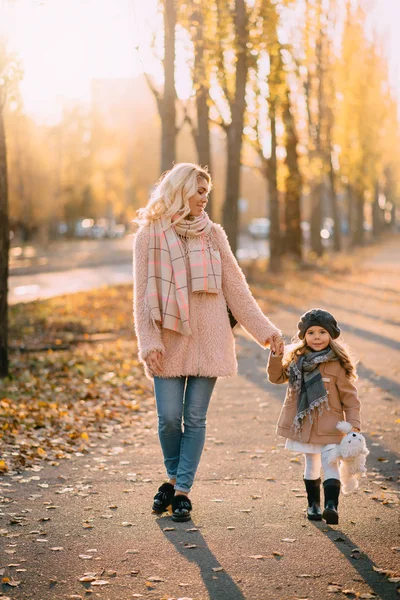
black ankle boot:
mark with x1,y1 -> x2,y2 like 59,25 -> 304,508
304,478 -> 322,521
152,482 -> 175,514
171,495 -> 192,522
323,478 -> 341,524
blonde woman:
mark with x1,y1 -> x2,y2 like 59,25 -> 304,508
133,162 -> 282,522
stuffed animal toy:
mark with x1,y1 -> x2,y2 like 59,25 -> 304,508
328,421 -> 369,494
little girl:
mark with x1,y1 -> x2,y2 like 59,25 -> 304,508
267,308 -> 361,524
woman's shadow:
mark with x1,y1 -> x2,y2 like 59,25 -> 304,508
156,516 -> 246,600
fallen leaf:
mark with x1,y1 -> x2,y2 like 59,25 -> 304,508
248,555 -> 267,560
327,585 -> 342,593
281,538 -> 296,543
2,578 -> 21,587
79,575 -> 96,582
212,567 -> 224,572
50,547 -> 64,551
91,580 -> 110,586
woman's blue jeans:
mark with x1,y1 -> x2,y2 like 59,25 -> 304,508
153,376 -> 217,493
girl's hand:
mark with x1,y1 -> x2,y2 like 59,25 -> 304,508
145,350 -> 164,375
269,334 -> 284,355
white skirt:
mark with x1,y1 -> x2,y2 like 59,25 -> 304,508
285,439 -> 337,454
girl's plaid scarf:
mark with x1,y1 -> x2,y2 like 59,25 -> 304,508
288,348 -> 338,431
147,213 -> 221,336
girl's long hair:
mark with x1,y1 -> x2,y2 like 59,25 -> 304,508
134,162 -> 212,226
282,336 -> 357,381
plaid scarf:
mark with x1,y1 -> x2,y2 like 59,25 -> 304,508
147,213 -> 221,336
288,348 -> 338,431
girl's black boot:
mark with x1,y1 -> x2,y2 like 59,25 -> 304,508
304,478 -> 322,521
322,478 -> 341,524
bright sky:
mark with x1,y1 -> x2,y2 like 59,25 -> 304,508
3,0 -> 400,123
5,0 -> 160,121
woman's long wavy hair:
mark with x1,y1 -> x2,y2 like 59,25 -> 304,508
282,335 -> 357,381
134,162 -> 212,226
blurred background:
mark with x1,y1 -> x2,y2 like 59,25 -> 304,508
1,0 -> 400,292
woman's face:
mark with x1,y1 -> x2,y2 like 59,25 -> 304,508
305,327 -> 330,351
188,177 -> 210,217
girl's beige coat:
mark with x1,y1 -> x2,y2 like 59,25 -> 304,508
134,223 -> 281,379
268,354 -> 361,444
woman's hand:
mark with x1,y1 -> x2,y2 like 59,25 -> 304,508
145,350 -> 164,376
269,334 -> 285,355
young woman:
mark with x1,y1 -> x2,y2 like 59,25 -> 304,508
133,162 -> 282,522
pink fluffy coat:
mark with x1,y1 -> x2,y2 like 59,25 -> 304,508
133,222 -> 281,379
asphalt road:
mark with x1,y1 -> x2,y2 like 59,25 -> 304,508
8,235 -> 269,304
1,238 -> 399,600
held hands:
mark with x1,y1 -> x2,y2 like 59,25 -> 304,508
145,350 -> 164,376
269,334 -> 285,356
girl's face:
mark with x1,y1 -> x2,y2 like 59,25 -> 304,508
305,326 -> 330,351
188,177 -> 210,217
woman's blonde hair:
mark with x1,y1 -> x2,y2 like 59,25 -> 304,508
135,162 -> 212,225
282,336 -> 357,381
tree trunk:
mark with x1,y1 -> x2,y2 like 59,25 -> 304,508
222,0 -> 248,255
0,99 -> 9,378
283,90 -> 302,260
347,183 -> 354,247
161,0 -> 176,173
193,4 -> 212,218
268,109 -> 281,273
353,190 -> 364,246
328,155 -> 341,252
372,181 -> 382,238
309,4 -> 324,258
310,184 -> 323,256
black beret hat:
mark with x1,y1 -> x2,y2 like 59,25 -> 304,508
297,308 -> 341,340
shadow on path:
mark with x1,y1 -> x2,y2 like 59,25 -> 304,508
311,522 -> 398,599
156,518 -> 246,600
357,363 -> 400,398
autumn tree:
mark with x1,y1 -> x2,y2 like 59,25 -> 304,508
143,0 -> 177,173
211,0 -> 250,254
0,35 -> 20,378
282,86 -> 302,260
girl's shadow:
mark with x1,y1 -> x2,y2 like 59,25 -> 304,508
156,517 -> 246,600
311,521 -> 398,598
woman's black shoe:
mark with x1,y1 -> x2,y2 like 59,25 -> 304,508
171,495 -> 192,522
152,482 -> 175,514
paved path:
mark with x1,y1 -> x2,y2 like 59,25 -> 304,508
1,238 -> 399,600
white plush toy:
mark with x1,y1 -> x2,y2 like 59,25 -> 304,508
328,421 -> 369,494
